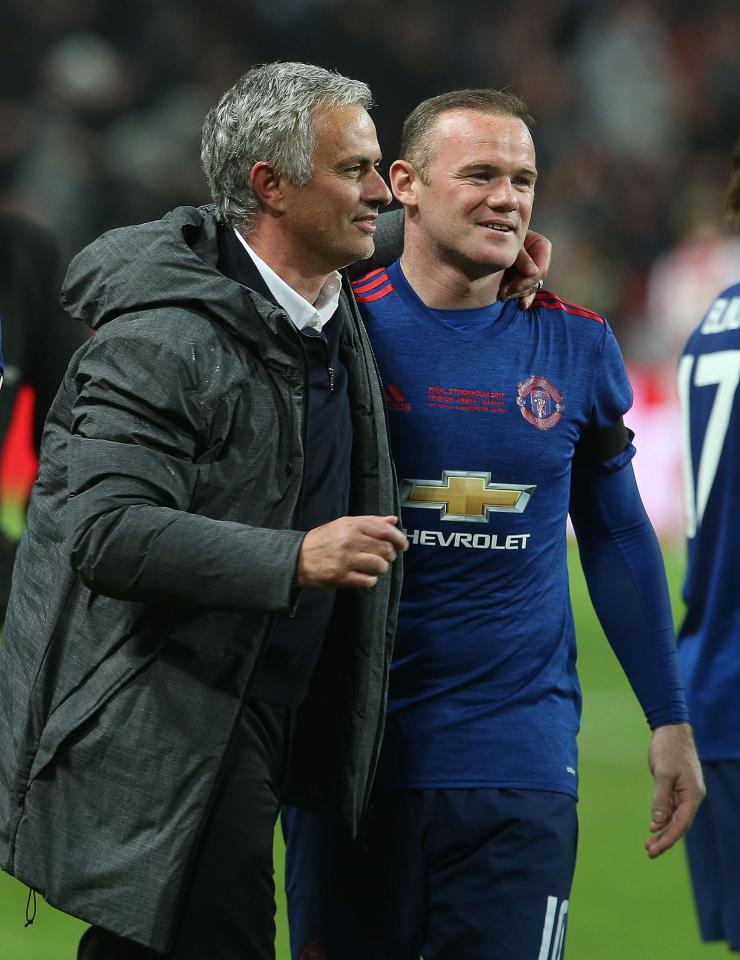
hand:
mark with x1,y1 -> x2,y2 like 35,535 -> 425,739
644,723 -> 705,859
499,229 -> 552,307
297,515 -> 408,590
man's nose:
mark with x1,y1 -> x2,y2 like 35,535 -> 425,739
365,167 -> 393,207
486,178 -> 517,209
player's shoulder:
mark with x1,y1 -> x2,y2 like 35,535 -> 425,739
350,267 -> 396,304
685,280 -> 740,343
705,279 -> 740,313
713,280 -> 740,305
532,289 -> 605,326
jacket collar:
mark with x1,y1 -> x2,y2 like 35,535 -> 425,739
216,226 -> 280,308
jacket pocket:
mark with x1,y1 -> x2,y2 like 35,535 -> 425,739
28,636 -> 160,786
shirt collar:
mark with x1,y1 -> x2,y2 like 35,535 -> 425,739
233,229 -> 342,333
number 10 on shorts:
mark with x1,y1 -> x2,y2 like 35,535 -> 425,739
538,896 -> 569,960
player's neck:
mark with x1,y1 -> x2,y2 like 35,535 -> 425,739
399,244 -> 503,310
240,224 -> 331,305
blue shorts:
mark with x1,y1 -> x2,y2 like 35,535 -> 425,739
684,760 -> 740,951
283,787 -> 577,960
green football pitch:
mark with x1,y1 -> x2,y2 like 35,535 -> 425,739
0,543 -> 727,959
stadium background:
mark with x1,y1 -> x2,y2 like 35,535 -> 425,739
0,0 -> 738,956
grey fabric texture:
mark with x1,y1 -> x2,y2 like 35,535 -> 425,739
0,205 -> 401,951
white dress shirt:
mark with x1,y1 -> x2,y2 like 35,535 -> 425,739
233,229 -> 342,333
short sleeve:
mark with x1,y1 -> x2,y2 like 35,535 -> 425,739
574,321 -> 635,471
589,321 -> 633,430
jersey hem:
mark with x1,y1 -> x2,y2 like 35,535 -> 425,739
377,779 -> 578,798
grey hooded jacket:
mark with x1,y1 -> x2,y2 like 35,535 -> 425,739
0,205 -> 402,951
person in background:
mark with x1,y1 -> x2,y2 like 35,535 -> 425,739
283,88 -> 706,960
677,137 -> 740,954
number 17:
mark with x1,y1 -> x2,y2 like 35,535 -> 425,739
678,349 -> 740,537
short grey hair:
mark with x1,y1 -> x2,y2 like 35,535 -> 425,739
201,62 -> 373,229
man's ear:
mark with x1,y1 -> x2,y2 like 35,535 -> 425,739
389,159 -> 422,209
250,161 -> 285,214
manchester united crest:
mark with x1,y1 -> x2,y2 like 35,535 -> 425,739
517,375 -> 564,430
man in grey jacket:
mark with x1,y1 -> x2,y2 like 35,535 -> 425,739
0,62 -> 410,960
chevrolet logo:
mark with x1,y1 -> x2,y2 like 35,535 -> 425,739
400,471 -> 535,522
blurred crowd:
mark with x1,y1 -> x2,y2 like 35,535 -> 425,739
1,0 -> 738,361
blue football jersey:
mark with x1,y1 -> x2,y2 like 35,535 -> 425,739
353,261 -> 633,796
677,281 -> 740,760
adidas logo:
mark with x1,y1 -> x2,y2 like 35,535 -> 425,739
384,383 -> 411,412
